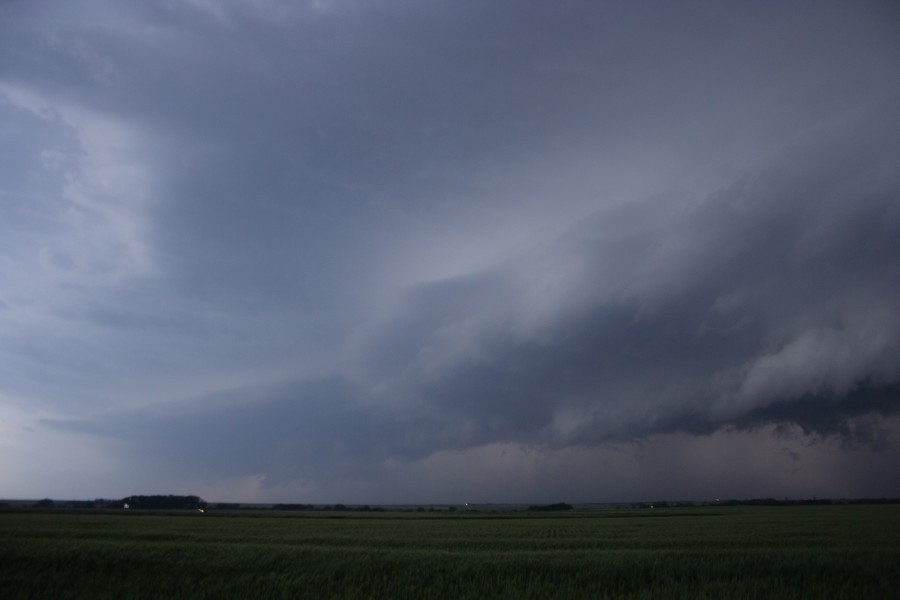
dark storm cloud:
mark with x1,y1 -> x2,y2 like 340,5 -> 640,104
5,0 -> 900,500
47,101 -> 900,492
354,103 -> 900,449
738,385 -> 900,450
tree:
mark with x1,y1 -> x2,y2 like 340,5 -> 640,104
527,502 -> 573,512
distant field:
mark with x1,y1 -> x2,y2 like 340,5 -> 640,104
1,505 -> 898,599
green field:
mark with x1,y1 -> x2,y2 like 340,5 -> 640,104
1,505 -> 898,599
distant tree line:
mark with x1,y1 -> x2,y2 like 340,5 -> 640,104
121,495 -> 207,510
621,497 -> 900,509
269,504 -> 457,513
7,496 -> 900,512
527,503 -> 573,512
271,503 -> 322,511
710,497 -> 900,507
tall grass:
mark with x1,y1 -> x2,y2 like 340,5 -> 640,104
1,505 -> 897,598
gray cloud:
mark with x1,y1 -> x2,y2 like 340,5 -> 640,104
4,0 -> 900,501
354,103 -> 900,446
47,105 -> 900,496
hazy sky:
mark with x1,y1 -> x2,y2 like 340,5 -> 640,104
2,0 -> 899,504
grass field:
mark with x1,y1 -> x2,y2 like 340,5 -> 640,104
1,505 -> 898,599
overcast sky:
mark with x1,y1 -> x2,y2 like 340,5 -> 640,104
2,0 -> 899,504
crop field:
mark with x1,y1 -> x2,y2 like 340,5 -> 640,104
1,505 -> 898,599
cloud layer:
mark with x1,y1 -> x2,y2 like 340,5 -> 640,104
2,0 -> 899,502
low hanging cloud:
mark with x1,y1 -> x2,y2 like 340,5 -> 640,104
48,100 -> 900,495
355,103 -> 900,450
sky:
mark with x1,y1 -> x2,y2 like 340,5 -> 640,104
1,0 -> 899,504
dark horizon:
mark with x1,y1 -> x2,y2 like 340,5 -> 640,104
5,494 -> 900,509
